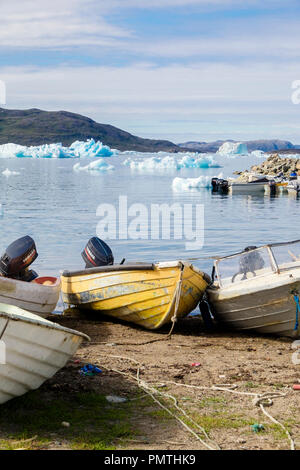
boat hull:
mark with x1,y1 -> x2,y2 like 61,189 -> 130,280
207,278 -> 300,337
61,262 -> 209,330
0,303 -> 89,404
229,182 -> 267,194
0,276 -> 60,317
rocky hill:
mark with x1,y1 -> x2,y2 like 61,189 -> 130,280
0,108 -> 181,152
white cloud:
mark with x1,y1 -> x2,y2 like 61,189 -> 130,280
125,34 -> 300,60
0,0 -> 131,48
0,62 -> 299,142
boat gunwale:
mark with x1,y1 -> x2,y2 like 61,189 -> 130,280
0,275 -> 61,291
0,304 -> 90,341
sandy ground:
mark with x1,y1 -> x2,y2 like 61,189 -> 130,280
45,312 -> 300,451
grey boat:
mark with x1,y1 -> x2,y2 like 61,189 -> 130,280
207,240 -> 300,337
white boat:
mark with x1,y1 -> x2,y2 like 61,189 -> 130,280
206,241 -> 300,337
0,276 -> 60,317
0,303 -> 89,404
287,179 -> 300,195
229,178 -> 269,194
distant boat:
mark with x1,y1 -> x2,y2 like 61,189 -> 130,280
212,175 -> 288,195
0,276 -> 60,317
287,179 -> 300,195
207,241 -> 300,337
61,261 -> 210,330
229,177 -> 270,194
0,303 -> 89,404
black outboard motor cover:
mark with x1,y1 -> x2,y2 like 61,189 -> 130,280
82,237 -> 114,268
211,177 -> 219,192
0,236 -> 38,281
220,179 -> 229,193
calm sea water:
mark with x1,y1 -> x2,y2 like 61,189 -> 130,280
0,152 -> 298,312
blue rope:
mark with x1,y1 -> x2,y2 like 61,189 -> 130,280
293,295 -> 300,331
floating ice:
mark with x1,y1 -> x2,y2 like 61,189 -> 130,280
2,168 -> 20,177
73,159 -> 114,172
0,139 -> 116,159
123,154 -> 220,171
250,150 -> 265,158
70,139 -> 115,157
172,176 -> 213,191
0,144 -> 25,158
178,154 -> 220,169
217,142 -> 248,156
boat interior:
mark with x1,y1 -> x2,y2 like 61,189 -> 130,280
213,240 -> 300,289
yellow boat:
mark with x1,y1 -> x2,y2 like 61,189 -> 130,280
61,261 -> 210,330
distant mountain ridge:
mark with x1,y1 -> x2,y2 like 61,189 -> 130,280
0,108 -> 180,152
0,107 -> 298,153
178,139 -> 296,153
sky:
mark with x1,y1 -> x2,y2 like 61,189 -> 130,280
1,0 -> 300,143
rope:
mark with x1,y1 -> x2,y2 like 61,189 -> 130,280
88,352 -> 295,450
167,267 -> 184,339
163,381 -> 295,450
293,295 -> 299,331
100,354 -> 220,451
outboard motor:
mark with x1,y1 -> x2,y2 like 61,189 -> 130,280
211,177 -> 219,192
219,179 -> 229,194
82,237 -> 114,268
0,236 -> 38,282
269,180 -> 277,196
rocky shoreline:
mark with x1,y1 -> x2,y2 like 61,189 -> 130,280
234,153 -> 300,180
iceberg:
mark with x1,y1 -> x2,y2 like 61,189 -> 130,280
123,154 -> 221,171
172,176 -> 212,191
0,139 -> 116,159
70,139 -> 115,157
217,142 -> 248,156
178,154 -> 220,169
251,150 -> 265,158
73,159 -> 114,172
2,168 -> 20,177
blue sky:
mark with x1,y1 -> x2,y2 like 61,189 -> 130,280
1,0 -> 300,143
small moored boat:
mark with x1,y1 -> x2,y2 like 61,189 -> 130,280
0,303 -> 89,404
207,240 -> 300,337
229,177 -> 269,194
61,261 -> 210,330
0,276 -> 61,317
0,236 -> 60,317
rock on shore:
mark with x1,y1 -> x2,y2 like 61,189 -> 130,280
235,153 -> 300,179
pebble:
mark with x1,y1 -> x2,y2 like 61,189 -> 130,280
106,395 -> 127,403
237,438 -> 246,444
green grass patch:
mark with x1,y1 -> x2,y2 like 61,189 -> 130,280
191,411 -> 256,432
0,391 -> 137,450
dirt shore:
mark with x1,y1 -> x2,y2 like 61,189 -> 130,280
0,314 -> 299,450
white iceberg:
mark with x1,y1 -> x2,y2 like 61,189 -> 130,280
250,150 -> 265,158
0,143 -> 25,158
70,139 -> 115,157
217,142 -> 248,156
123,154 -> 220,171
2,168 -> 20,177
73,159 -> 114,172
172,176 -> 212,191
0,139 -> 116,159
178,154 -> 220,169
